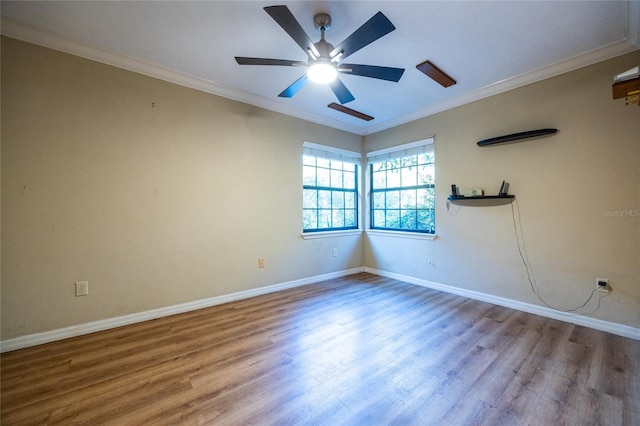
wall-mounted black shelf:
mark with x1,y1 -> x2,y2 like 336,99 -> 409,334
448,195 -> 515,207
477,129 -> 557,146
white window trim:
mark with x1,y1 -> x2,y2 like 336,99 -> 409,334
365,229 -> 437,240
301,229 -> 363,239
366,136 -> 434,161
303,141 -> 361,163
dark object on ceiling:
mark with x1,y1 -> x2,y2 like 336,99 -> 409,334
416,60 -> 456,88
328,103 -> 374,121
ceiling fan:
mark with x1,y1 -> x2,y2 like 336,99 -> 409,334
235,5 -> 405,105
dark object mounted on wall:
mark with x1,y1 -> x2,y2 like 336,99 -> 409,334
477,128 -> 558,147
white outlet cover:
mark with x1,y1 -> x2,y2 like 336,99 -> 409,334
75,281 -> 89,296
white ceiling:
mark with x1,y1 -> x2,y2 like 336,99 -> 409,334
2,1 -> 639,135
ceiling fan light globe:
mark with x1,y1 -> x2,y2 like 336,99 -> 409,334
307,62 -> 338,84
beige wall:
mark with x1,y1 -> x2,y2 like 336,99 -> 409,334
2,36 -> 639,340
364,51 -> 640,328
1,37 -> 363,339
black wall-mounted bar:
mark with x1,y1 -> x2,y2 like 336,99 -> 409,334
477,128 -> 558,147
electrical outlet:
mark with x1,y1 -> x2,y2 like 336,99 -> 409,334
596,278 -> 611,293
75,281 -> 89,297
332,248 -> 337,257
258,259 -> 265,269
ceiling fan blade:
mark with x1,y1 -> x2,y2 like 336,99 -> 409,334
329,78 -> 355,104
264,5 -> 317,57
235,57 -> 306,67
328,103 -> 374,121
278,75 -> 308,98
339,64 -> 405,82
330,12 -> 395,61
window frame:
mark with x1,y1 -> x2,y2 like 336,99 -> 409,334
366,138 -> 435,235
302,142 -> 361,234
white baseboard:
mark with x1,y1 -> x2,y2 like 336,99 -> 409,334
3,265 -> 636,352
365,267 -> 640,341
0,267 -> 365,353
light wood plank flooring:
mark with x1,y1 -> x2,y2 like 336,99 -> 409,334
2,273 -> 639,425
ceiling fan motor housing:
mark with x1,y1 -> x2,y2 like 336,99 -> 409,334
313,39 -> 335,58
313,13 -> 331,31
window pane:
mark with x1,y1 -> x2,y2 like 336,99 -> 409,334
331,169 -> 343,188
386,190 -> 400,209
372,171 -> 386,189
418,164 -> 434,185
317,168 -> 330,187
418,209 -> 435,232
418,152 -> 434,164
318,209 -> 332,229
402,155 -> 418,168
345,209 -> 356,227
303,155 -> 316,166
373,162 -> 386,172
401,166 -> 417,187
386,159 -> 399,171
318,190 -> 331,208
303,210 -> 317,229
332,210 -> 344,228
330,160 -> 343,170
344,162 -> 355,172
303,165 -> 316,186
401,190 -> 416,209
401,210 -> 417,230
332,191 -> 344,209
303,189 -> 317,208
373,210 -> 385,227
372,192 -> 385,209
425,188 -> 435,209
343,171 -> 355,188
345,192 -> 355,208
387,169 -> 401,188
416,188 -> 428,208
386,210 -> 400,228
317,157 -> 330,168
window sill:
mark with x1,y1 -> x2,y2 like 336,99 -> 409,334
301,229 -> 363,240
365,229 -> 437,240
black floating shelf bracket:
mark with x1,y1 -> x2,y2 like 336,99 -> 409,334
447,195 -> 515,207
477,128 -> 557,147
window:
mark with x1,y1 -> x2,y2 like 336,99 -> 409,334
303,142 -> 360,232
368,138 -> 435,234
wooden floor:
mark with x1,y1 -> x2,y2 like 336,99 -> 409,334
2,273 -> 639,425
